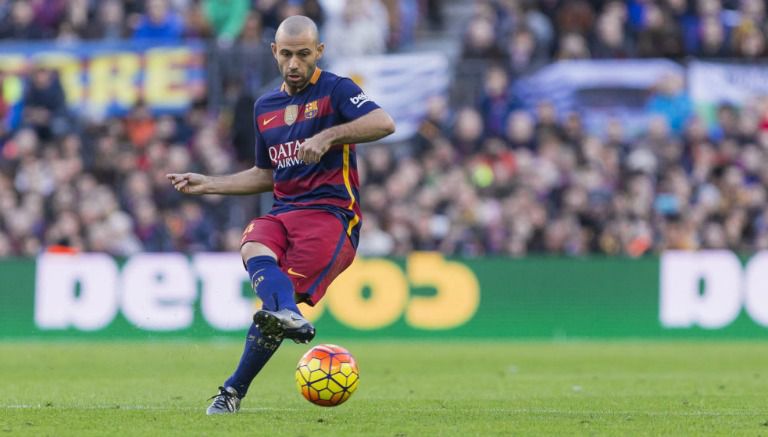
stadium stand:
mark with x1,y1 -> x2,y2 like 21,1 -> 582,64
0,0 -> 766,258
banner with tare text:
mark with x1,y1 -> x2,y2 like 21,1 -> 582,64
0,41 -> 205,120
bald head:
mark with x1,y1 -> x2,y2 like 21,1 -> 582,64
275,15 -> 319,43
271,15 -> 324,95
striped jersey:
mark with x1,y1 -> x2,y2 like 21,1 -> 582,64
254,68 -> 380,248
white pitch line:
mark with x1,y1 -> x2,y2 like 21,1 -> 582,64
0,405 -> 764,417
0,405 -> 303,412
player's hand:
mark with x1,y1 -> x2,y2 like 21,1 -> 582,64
297,134 -> 332,164
166,172 -> 209,195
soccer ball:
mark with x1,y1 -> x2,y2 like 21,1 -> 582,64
295,344 -> 359,406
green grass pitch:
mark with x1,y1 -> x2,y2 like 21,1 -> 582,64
1,340 -> 767,436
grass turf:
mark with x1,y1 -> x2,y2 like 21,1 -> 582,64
1,340 -> 767,436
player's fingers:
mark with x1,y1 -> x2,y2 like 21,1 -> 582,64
307,149 -> 318,163
168,173 -> 190,183
174,180 -> 188,191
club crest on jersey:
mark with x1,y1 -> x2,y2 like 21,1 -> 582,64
304,100 -> 318,119
284,105 -> 299,125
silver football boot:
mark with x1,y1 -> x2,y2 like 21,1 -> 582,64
206,386 -> 240,415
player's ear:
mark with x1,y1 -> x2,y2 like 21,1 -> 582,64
271,42 -> 278,59
316,43 -> 325,60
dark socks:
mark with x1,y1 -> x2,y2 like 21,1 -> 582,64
223,322 -> 282,397
246,255 -> 300,313
223,255 -> 301,397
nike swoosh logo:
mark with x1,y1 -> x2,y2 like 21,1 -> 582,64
262,115 -> 277,126
287,267 -> 307,278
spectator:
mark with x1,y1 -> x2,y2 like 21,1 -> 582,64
302,0 -> 325,29
709,103 -> 740,142
452,106 -> 484,156
30,0 -> 66,35
133,0 -> 184,40
505,26 -> 546,78
0,0 -> 47,39
253,0 -> 282,34
682,0 -> 726,53
181,1 -> 212,39
693,16 -> 731,58
61,0 -> 90,38
22,67 -> 69,141
533,100 -> 563,141
412,95 -> 451,157
478,65 -> 516,138
520,0 -> 555,58
461,15 -> 506,61
731,22 -> 767,59
357,215 -> 395,256
592,9 -> 633,58
555,0 -> 595,37
555,32 -> 591,60
386,0 -> 418,50
275,0 -> 305,23
505,110 -> 536,150
324,0 -> 388,59
121,105 -> 154,159
104,210 -> 143,256
178,200 -> 216,251
83,0 -> 128,40
645,72 -> 692,136
635,2 -> 684,58
134,199 -> 171,251
203,0 -> 248,44
239,10 -> 264,44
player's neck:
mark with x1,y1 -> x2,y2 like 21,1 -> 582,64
283,68 -> 321,96
284,84 -> 308,96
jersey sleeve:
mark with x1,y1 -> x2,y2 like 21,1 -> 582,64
331,78 -> 381,122
253,101 -> 272,169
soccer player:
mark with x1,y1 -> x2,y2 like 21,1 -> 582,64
166,15 -> 395,414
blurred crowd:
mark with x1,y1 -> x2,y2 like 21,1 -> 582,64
357,92 -> 768,257
0,0 -> 442,257
462,0 -> 768,68
2,0 -> 768,258
455,0 -> 768,105
0,98 -> 252,256
354,0 -> 768,257
0,0 -> 436,55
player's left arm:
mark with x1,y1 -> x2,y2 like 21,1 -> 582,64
298,77 -> 395,164
298,108 -> 395,163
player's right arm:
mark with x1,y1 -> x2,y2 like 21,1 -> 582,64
166,166 -> 273,195
169,98 -> 277,195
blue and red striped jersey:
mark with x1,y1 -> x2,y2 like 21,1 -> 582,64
253,68 -> 380,248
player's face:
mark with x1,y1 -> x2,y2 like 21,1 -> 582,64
272,31 -> 324,93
